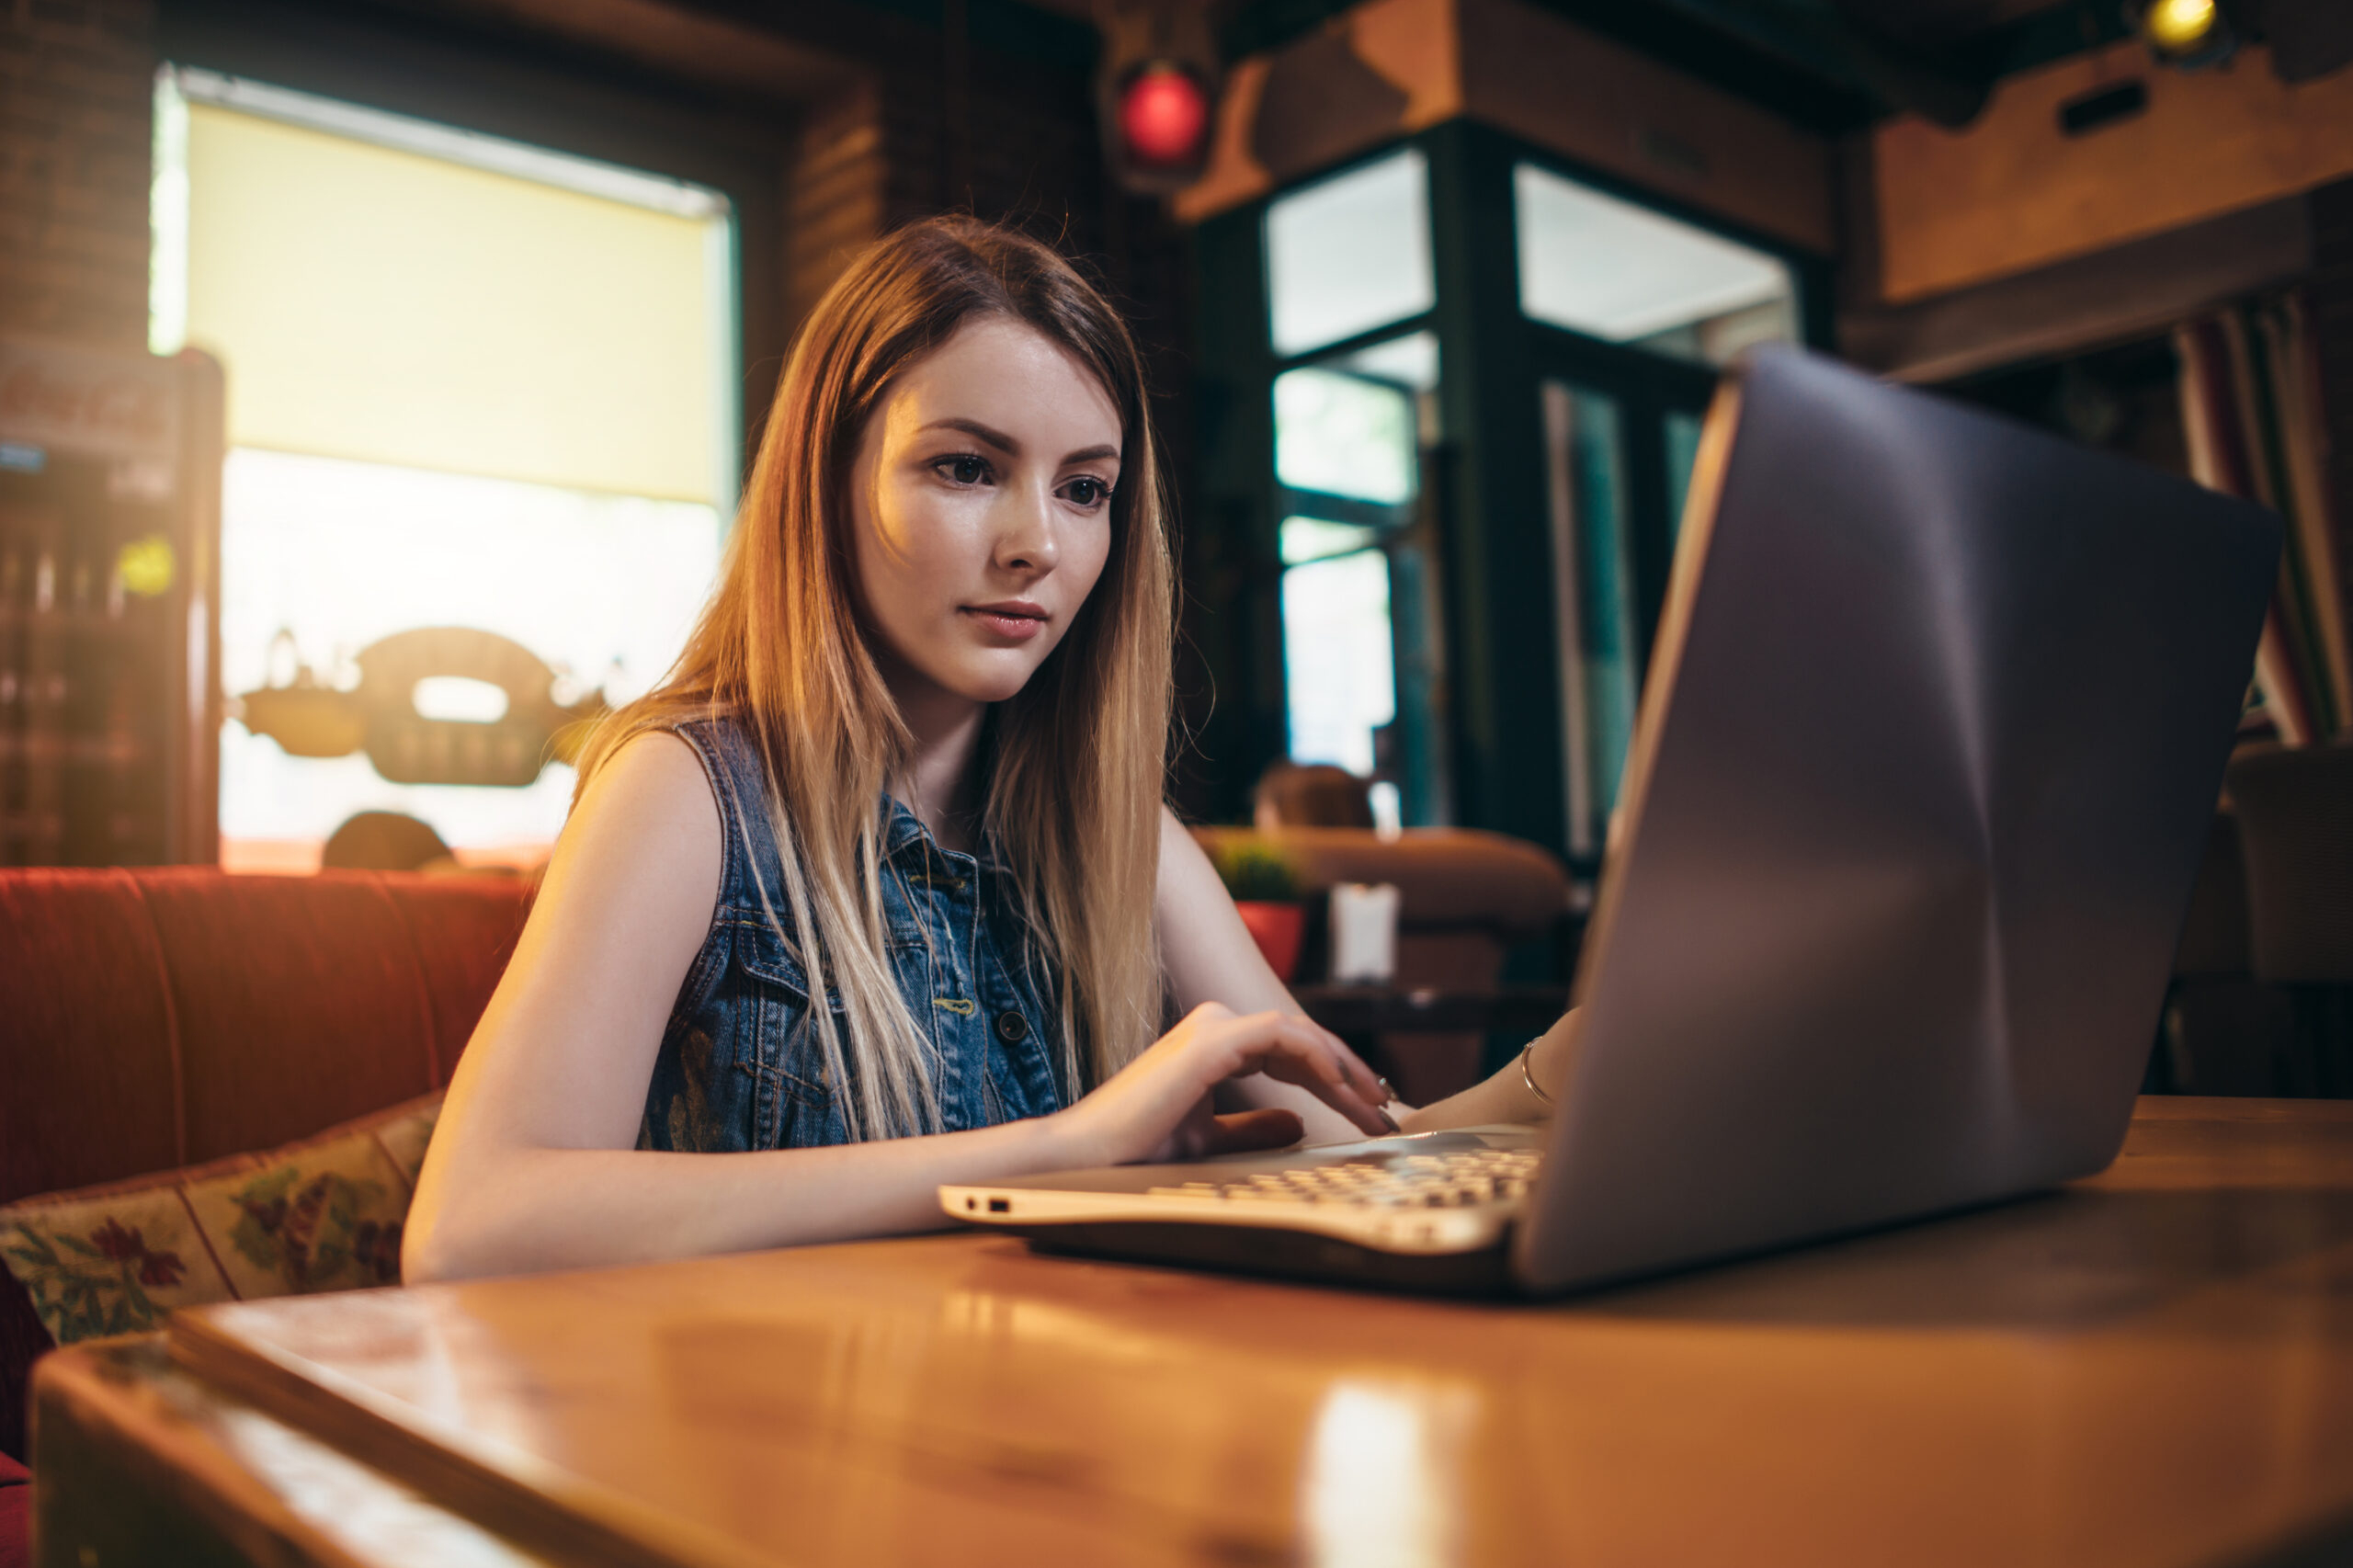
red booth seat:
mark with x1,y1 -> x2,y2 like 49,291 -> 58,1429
0,868 -> 529,1468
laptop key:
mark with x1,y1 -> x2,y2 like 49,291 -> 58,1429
1140,1146 -> 1540,1213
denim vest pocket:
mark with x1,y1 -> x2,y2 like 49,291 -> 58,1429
732,917 -> 854,1149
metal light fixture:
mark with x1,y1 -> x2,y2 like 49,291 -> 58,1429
2145,0 -> 2217,51
1094,0 -> 1222,195
1116,61 -> 1212,173
2127,0 -> 2237,68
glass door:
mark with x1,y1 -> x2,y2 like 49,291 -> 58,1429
1515,157 -> 1790,864
1272,330 -> 1445,828
1189,124 -> 1819,850
1543,378 -> 1628,865
1259,148 -> 1450,827
1540,366 -> 1709,862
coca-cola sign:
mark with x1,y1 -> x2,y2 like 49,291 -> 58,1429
0,339 -> 181,463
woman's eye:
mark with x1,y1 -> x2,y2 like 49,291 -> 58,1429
1061,477 -> 1111,508
936,455 -> 990,485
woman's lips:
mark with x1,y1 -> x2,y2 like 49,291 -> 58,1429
962,606 -> 1047,642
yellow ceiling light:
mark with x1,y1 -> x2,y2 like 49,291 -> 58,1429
2142,0 -> 2222,58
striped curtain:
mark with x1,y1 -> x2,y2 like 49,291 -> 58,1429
2177,294 -> 2352,744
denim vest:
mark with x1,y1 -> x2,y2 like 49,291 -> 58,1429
642,714 -> 1070,1152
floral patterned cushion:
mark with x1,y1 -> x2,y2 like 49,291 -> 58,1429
0,1092 -> 441,1346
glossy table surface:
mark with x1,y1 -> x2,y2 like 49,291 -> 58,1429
137,1097 -> 2353,1568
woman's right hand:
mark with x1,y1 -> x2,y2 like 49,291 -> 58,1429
1048,1002 -> 1396,1168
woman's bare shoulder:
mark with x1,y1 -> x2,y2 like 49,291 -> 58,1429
590,727 -> 719,822
540,728 -> 723,925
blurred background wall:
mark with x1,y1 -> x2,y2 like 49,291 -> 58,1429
2,0 -> 2347,868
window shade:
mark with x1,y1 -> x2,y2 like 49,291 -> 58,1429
183,101 -> 726,504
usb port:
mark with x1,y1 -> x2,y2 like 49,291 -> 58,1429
987,1198 -> 1010,1213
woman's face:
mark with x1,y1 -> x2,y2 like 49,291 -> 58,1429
847,314 -> 1122,714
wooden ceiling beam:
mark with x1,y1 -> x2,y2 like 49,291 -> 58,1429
390,0 -> 858,103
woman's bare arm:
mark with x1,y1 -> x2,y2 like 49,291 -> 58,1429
1393,1008 -> 1574,1131
404,739 -> 1392,1284
1154,807 -> 1378,1142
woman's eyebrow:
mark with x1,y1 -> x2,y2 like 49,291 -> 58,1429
922,416 -> 1020,453
920,418 -> 1118,468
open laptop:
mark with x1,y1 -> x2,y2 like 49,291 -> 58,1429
940,346 -> 2283,1297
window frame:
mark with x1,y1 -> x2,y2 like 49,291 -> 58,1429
1189,119 -> 1830,858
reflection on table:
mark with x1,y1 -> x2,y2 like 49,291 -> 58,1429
28,1096 -> 2353,1568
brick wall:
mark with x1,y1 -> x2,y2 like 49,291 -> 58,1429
0,0 -> 156,347
784,7 -> 1210,806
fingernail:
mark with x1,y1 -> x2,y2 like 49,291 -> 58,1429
1375,1105 -> 1401,1133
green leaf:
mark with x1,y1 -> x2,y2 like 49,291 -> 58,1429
3,1237 -> 57,1270
5,1223 -> 61,1262
230,1210 -> 284,1272
1211,840 -> 1302,903
235,1165 -> 301,1205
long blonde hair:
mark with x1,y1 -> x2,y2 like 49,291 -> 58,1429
576,217 -> 1173,1141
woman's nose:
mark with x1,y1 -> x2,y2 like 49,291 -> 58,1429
993,484 -> 1063,574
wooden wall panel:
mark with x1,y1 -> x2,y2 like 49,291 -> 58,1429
1877,44 -> 2353,303
1842,194 -> 2313,381
1174,0 -> 1833,256
1455,0 -> 1831,252
1174,0 -> 1459,223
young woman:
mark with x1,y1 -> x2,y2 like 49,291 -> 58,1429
404,218 -> 1567,1283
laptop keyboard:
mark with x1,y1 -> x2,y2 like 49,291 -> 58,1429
1144,1146 -> 1540,1209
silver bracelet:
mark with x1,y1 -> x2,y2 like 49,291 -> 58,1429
1518,1040 -> 1553,1108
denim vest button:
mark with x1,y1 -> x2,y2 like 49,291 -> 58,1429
995,1010 -> 1029,1043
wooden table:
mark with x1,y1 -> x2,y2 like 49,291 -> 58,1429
29,1096 -> 2353,1568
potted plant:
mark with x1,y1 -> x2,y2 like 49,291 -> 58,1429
1212,839 -> 1308,983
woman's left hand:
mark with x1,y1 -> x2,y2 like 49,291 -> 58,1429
1047,1002 -> 1395,1167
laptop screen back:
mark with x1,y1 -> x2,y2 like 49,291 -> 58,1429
1513,347 -> 2281,1295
